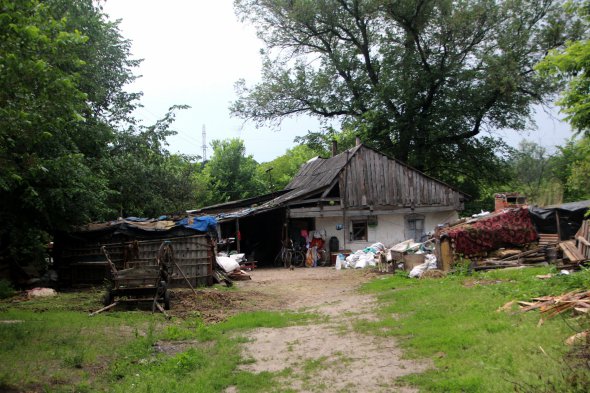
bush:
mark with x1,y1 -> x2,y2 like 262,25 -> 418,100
0,279 -> 15,299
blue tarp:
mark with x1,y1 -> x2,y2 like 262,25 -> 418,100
178,216 -> 218,233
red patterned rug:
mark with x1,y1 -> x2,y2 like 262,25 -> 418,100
443,208 -> 538,256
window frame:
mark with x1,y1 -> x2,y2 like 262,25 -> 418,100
405,214 -> 425,241
350,219 -> 368,241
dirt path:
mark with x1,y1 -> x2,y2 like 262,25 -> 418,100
227,268 -> 430,393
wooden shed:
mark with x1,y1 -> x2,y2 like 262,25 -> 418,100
54,219 -> 215,288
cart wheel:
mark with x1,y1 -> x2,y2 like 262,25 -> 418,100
164,289 -> 171,310
102,290 -> 113,306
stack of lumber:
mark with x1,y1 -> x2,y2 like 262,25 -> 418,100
515,290 -> 590,325
476,247 -> 551,270
560,240 -> 586,263
539,233 -> 559,246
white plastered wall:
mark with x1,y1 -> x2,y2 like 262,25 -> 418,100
314,209 -> 458,251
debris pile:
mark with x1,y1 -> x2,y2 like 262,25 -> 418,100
215,254 -> 252,282
437,207 -> 589,271
336,242 -> 385,269
516,290 -> 590,323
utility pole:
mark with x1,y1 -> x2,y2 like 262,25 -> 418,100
201,124 -> 207,162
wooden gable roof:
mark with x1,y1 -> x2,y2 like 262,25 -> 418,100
279,144 -> 466,210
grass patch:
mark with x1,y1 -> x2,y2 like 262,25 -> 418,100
360,267 -> 590,392
0,290 -> 320,392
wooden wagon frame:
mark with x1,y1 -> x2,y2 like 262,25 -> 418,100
97,241 -> 175,315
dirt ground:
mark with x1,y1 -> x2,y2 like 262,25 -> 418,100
200,267 -> 431,393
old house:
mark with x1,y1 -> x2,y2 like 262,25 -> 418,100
197,143 -> 467,264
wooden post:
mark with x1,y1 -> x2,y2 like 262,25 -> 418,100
440,239 -> 453,272
555,210 -> 562,241
236,218 -> 240,253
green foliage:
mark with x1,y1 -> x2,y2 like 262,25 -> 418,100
0,0 -> 116,268
0,1 -> 201,272
553,136 -> 590,201
258,144 -> 322,191
232,0 -> 575,190
203,138 -> 265,204
537,1 -> 590,134
502,137 -> 590,206
361,267 -> 590,392
105,105 -> 203,217
0,280 -> 15,299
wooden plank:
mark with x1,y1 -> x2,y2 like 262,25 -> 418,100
89,302 -> 118,316
440,239 -> 454,272
560,241 -> 585,262
383,155 -> 391,205
390,160 -> 397,204
369,149 -> 377,205
367,150 -> 374,205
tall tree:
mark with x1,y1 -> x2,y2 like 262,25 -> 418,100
0,0 -> 106,266
550,137 -> 590,202
506,140 -> 564,205
204,139 -> 265,204
105,106 -> 202,217
0,0 -> 139,270
231,0 -> 575,186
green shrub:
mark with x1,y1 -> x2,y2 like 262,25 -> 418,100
0,279 -> 15,299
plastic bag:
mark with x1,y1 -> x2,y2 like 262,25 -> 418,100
216,256 -> 240,273
335,254 -> 345,270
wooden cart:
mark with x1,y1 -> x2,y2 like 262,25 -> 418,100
100,242 -> 174,314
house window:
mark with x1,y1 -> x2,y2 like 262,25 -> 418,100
351,220 -> 368,241
405,214 -> 425,241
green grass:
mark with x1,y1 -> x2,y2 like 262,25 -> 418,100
0,290 -> 320,393
2,268 -> 588,392
360,267 -> 590,392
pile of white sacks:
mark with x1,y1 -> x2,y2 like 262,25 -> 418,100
335,242 -> 386,270
335,240 -> 439,278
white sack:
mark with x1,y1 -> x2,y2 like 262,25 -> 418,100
216,256 -> 240,273
355,259 -> 367,269
409,253 -> 438,278
229,253 -> 246,263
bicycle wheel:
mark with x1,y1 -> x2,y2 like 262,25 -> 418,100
291,251 -> 305,267
273,250 -> 283,267
283,250 -> 292,268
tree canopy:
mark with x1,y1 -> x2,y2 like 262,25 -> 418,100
203,138 -> 265,205
231,0 -> 577,190
0,0 -> 199,270
537,0 -> 590,134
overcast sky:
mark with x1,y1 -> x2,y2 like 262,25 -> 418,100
102,0 -> 575,163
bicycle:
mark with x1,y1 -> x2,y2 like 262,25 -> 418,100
274,240 -> 293,268
290,245 -> 306,268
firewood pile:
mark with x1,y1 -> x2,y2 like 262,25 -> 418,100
513,290 -> 590,326
498,290 -> 590,345
473,229 -> 589,271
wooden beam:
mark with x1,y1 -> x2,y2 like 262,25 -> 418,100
288,205 -> 458,218
89,302 -> 118,316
